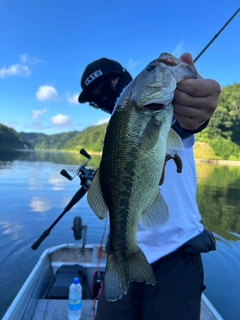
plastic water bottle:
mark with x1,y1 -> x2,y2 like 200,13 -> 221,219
68,277 -> 82,320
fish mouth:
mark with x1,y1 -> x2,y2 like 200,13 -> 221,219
144,103 -> 165,111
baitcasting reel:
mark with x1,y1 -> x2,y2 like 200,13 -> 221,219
31,149 -> 96,250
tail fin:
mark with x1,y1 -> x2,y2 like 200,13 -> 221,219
104,247 -> 156,301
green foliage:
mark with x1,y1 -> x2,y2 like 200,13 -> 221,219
63,124 -> 107,152
2,83 -> 240,159
0,124 -> 31,150
20,131 -> 79,150
194,141 -> 219,160
208,137 -> 240,160
208,83 -> 240,144
196,83 -> 240,160
19,123 -> 108,153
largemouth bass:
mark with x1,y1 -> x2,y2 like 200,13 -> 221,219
87,53 -> 197,301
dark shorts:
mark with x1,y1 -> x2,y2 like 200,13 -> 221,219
95,230 -> 215,320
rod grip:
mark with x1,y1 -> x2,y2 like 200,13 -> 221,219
31,230 -> 50,250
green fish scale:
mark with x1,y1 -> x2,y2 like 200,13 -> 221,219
100,104 -> 137,256
100,99 -> 165,257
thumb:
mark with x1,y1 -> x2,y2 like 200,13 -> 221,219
180,52 -> 194,66
180,52 -> 203,79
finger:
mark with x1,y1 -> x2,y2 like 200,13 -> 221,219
174,88 -> 209,108
180,53 -> 194,66
174,108 -> 207,130
180,52 -> 203,79
174,113 -> 201,130
176,78 -> 220,98
173,101 -> 207,118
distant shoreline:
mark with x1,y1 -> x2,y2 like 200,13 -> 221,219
195,159 -> 240,166
5,149 -> 240,165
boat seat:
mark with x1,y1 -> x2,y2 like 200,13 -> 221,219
46,264 -> 90,299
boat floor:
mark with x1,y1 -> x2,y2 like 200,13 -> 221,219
24,299 -> 219,320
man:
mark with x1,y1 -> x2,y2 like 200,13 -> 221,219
78,53 -> 221,320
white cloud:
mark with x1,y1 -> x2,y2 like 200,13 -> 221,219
19,54 -> 42,66
31,108 -> 47,119
36,85 -> 58,101
0,54 -> 40,79
172,41 -> 184,57
127,58 -> 139,69
1,121 -> 19,129
66,93 -> 79,105
51,114 -> 72,127
20,54 -> 28,63
94,117 -> 110,126
23,120 -> 49,131
0,64 -> 30,79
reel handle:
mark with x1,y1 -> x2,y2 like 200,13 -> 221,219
80,148 -> 92,160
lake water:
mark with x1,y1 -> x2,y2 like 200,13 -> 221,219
0,150 -> 240,320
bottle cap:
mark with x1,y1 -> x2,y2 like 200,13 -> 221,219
73,277 -> 80,284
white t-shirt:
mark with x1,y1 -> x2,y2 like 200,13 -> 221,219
137,135 -> 204,263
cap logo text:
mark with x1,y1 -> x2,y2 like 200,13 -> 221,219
85,70 -> 103,86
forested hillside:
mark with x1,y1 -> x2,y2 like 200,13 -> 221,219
20,131 -> 79,150
20,123 -> 107,152
63,123 -> 107,152
194,83 -> 240,160
1,84 -> 240,160
0,124 -> 31,150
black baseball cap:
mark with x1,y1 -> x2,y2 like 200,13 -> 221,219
78,58 -> 127,103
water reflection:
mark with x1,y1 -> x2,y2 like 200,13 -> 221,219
30,197 -> 52,213
48,176 -> 67,190
0,150 -> 240,320
0,149 -> 101,167
28,177 -> 43,190
1,150 -> 239,240
196,163 -> 240,241
0,221 -> 24,240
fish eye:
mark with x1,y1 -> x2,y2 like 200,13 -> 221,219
146,64 -> 155,72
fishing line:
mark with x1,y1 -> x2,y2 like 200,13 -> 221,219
194,8 -> 240,62
194,8 -> 239,239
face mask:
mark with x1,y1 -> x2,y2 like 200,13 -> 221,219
90,73 -> 132,114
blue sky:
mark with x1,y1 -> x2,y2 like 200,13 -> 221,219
0,1 -> 239,135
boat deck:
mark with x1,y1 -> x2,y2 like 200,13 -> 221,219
3,244 -> 223,320
23,300 -> 94,320
23,298 -> 221,320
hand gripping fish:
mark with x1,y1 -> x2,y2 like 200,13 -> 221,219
87,53 -> 197,301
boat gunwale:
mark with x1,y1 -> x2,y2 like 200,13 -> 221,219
2,243 -> 102,319
3,243 -> 224,320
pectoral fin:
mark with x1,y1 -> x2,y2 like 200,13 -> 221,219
140,189 -> 169,228
87,169 -> 109,219
167,128 -> 184,154
139,117 -> 161,151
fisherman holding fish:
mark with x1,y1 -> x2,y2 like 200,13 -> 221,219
78,53 -> 221,320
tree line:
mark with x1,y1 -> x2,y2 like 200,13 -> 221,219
1,83 -> 240,160
196,83 -> 240,160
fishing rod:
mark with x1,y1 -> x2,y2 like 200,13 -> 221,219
194,8 -> 240,62
31,148 -> 96,250
31,9 -> 239,250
